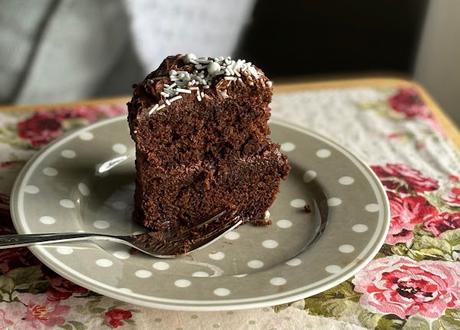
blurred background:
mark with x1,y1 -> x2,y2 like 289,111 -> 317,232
0,0 -> 459,122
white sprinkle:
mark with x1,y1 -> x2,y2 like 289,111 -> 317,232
160,92 -> 169,98
189,86 -> 199,91
156,104 -> 165,111
197,93 -> 202,101
170,95 -> 182,103
165,99 -> 171,105
224,76 -> 237,81
148,104 -> 159,115
264,210 -> 270,220
176,88 -> 191,94
266,81 -> 273,87
203,85 -> 210,89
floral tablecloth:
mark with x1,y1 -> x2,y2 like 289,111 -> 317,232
0,82 -> 460,329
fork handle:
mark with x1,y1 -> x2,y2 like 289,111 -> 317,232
0,233 -> 119,249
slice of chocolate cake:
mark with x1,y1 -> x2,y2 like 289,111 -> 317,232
128,54 -> 290,241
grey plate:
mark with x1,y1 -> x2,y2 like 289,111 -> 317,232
11,116 -> 389,311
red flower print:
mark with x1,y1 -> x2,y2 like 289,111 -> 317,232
441,187 -> 460,207
388,88 -> 431,119
0,160 -> 19,169
19,293 -> 70,328
0,248 -> 39,274
46,277 -> 88,301
423,212 -> 460,237
448,175 -> 459,182
372,163 -> 439,194
386,192 -> 437,245
353,256 -> 460,319
104,308 -> 133,328
17,111 -> 64,147
16,105 -> 126,147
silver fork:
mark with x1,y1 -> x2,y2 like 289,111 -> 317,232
0,212 -> 242,258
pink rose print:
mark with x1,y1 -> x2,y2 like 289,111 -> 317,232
0,303 -> 27,328
104,308 -> 133,328
372,163 -> 439,194
388,88 -> 431,119
19,293 -> 70,328
46,277 -> 88,301
441,187 -> 460,207
17,111 -> 64,147
386,192 -> 437,245
17,105 -> 126,147
423,212 -> 460,237
0,309 -> 14,328
353,256 -> 460,319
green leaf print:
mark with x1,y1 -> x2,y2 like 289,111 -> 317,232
376,314 -> 406,330
433,309 -> 460,329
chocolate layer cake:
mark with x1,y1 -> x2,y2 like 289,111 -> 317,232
128,54 -> 290,241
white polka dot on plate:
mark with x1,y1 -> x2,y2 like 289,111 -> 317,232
93,220 -> 110,229
280,142 -> 296,152
192,271 -> 209,277
325,265 -> 342,274
214,288 -> 230,296
209,252 -> 225,260
112,201 -> 127,210
112,143 -> 127,154
135,270 -> 152,278
303,170 -> 317,183
316,149 -> 331,158
270,277 -> 287,286
290,199 -> 305,208
56,246 -> 73,255
174,279 -> 191,288
247,260 -> 264,269
262,240 -> 279,249
339,244 -> 355,253
327,198 -> 342,207
61,149 -> 76,159
286,258 -> 302,266
24,185 -> 39,194
224,231 -> 240,240
119,288 -> 132,294
42,167 -> 58,176
276,219 -> 292,229
365,203 -> 380,212
39,216 -> 56,225
79,132 -> 94,141
352,224 -> 368,233
233,274 -> 247,278
78,183 -> 90,196
338,176 -> 354,185
113,251 -> 130,260
96,259 -> 113,267
59,199 -> 75,208
153,262 -> 170,270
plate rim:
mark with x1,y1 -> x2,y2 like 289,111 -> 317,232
10,116 -> 390,311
